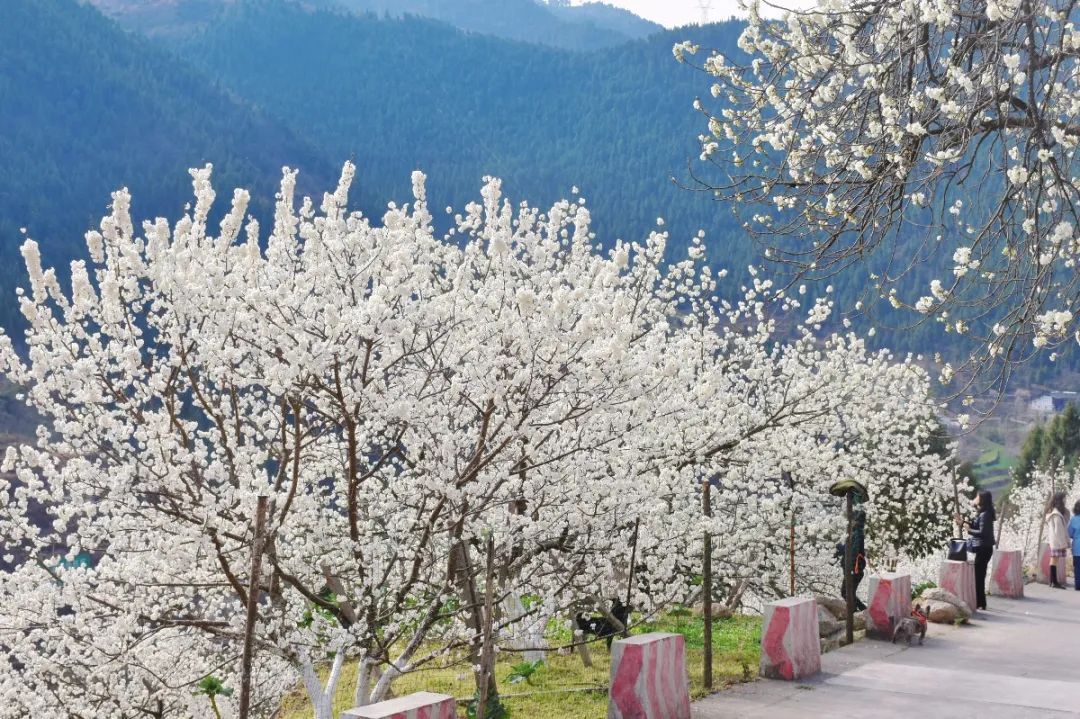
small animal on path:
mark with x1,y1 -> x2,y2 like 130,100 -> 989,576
892,604 -> 928,646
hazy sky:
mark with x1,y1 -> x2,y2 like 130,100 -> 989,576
580,0 -> 799,28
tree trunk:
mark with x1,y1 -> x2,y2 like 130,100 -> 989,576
477,534 -> 499,719
623,519 -> 639,639
449,537 -> 497,717
504,445 -> 545,662
505,593 -> 545,664
572,617 -> 593,668
370,662 -> 402,704
784,471 -> 795,597
354,656 -> 376,706
300,652 -> 346,719
723,579 -> 748,615
239,495 -> 269,719
996,497 -> 1008,548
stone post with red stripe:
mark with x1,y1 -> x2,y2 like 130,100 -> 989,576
341,692 -> 456,719
759,596 -> 820,681
991,549 -> 1024,598
865,572 -> 912,640
607,632 -> 690,719
938,559 -> 977,613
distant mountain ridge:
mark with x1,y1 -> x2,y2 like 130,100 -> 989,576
329,0 -> 663,48
85,0 -> 665,49
170,0 -> 747,262
0,0 -> 334,333
549,1 -> 663,39
7,0 -> 1039,374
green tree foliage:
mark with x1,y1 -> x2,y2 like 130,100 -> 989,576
1015,404 -> 1080,487
194,675 -> 233,719
1015,424 -> 1045,488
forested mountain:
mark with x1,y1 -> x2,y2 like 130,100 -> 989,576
171,1 -> 749,261
171,2 -> 971,350
548,1 -> 663,39
87,0 -> 664,49
329,0 -> 663,48
5,0 -> 1072,377
85,0 -> 231,37
1,0 -> 963,358
0,0 -> 334,335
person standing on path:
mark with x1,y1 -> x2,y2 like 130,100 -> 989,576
839,508 -> 868,611
1068,499 -> 1080,591
962,491 -> 995,610
1045,492 -> 1071,589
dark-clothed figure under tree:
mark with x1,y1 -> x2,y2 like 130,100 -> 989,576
839,509 -> 867,612
965,490 -> 995,610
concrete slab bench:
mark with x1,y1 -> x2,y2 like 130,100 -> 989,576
341,692 -> 456,719
760,596 -> 820,680
865,572 -> 912,640
608,632 -> 690,719
939,559 -> 977,613
991,549 -> 1024,598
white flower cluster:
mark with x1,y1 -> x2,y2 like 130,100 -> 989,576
999,466 -> 1080,566
1034,309 -> 1074,347
683,0 -> 1080,374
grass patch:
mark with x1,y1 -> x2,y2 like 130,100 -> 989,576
278,613 -> 762,718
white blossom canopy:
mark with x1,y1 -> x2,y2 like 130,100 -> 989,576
679,0 -> 1080,392
0,163 -> 960,717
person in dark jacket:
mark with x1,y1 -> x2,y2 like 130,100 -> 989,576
963,490 -> 995,610
838,509 -> 867,611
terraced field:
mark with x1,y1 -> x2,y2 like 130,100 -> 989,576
970,440 -> 1017,494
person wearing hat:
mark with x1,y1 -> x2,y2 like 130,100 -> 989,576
837,508 -> 867,611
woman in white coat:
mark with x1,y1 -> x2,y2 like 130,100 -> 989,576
1045,491 -> 1071,589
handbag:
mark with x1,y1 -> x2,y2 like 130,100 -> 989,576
946,537 -> 969,561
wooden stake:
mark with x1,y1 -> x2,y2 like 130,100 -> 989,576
702,478 -> 713,690
623,518 -> 639,639
477,534 -> 497,719
789,516 -> 796,597
786,471 -> 796,598
844,493 -> 854,646
239,495 -> 269,719
996,496 -> 1008,548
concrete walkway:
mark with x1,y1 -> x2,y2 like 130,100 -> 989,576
694,583 -> 1080,718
